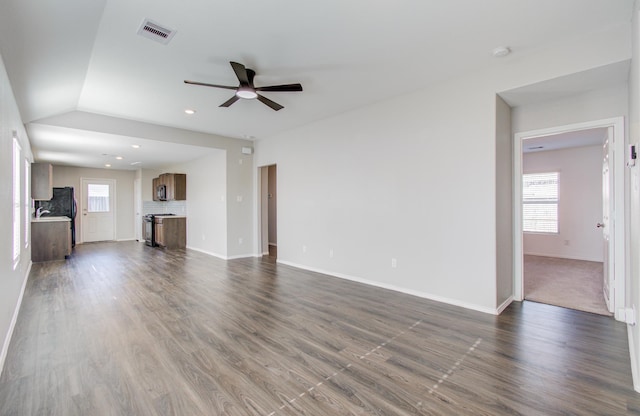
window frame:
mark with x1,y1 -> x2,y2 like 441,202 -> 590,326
24,158 -> 30,249
13,137 -> 22,268
522,171 -> 559,234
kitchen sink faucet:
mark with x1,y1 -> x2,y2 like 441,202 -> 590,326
36,207 -> 51,218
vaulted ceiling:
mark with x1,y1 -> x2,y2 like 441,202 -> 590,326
0,0 -> 634,169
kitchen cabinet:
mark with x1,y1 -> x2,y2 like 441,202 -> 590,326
32,163 -> 53,200
152,177 -> 159,201
31,217 -> 72,262
152,173 -> 187,201
154,216 -> 186,249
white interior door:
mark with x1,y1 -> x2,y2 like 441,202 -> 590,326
81,178 -> 115,242
601,128 -> 614,313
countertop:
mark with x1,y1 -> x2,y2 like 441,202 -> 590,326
32,216 -> 71,223
154,215 -> 186,218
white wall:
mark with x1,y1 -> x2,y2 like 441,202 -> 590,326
255,21 -> 631,314
511,84 -> 629,133
495,95 -> 513,308
627,1 -> 640,392
170,151 -> 228,258
523,145 -> 603,261
52,166 -> 136,242
257,75 -> 499,313
0,53 -> 33,373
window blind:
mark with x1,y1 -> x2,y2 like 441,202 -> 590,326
523,172 -> 558,233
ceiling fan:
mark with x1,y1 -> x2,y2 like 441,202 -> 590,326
184,61 -> 303,111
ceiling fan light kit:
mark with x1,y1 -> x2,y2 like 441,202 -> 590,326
184,61 -> 302,111
236,86 -> 258,99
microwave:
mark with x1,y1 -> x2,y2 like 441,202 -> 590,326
156,184 -> 167,201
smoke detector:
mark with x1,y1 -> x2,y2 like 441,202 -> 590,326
137,19 -> 176,45
492,46 -> 511,58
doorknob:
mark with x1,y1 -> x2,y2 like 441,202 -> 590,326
597,223 -> 605,228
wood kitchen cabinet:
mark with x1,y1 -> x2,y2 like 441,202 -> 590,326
31,219 -> 72,262
152,177 -> 159,201
32,163 -> 53,200
154,216 -> 186,249
152,173 -> 186,201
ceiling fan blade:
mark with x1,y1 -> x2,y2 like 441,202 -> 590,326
230,61 -> 250,85
184,80 -> 237,90
256,83 -> 303,92
220,95 -> 240,107
246,69 -> 256,88
257,94 -> 284,111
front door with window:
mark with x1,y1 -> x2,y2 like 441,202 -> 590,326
81,178 -> 115,242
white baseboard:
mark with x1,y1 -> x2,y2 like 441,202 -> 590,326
276,260 -> 501,315
629,327 -> 640,393
0,261 -> 31,376
186,246 -> 254,261
226,253 -> 256,260
496,296 -> 514,315
186,245 -> 227,260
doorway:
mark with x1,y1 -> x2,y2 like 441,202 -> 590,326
513,117 -> 625,320
80,178 -> 116,243
259,165 -> 277,259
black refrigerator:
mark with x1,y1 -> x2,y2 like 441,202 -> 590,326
34,187 -> 77,247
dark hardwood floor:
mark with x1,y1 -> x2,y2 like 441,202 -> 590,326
1,241 -> 639,415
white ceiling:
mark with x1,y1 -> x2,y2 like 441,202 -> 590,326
0,0 -> 634,170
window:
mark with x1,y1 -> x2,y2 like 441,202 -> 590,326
24,159 -> 29,248
13,137 -> 22,267
88,184 -> 110,212
523,172 -> 559,233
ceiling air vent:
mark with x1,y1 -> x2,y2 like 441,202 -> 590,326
137,19 -> 176,45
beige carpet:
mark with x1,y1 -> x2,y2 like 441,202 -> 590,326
524,255 -> 612,316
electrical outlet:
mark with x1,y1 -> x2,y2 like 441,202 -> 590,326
391,258 -> 397,268
303,245 -> 307,253
329,249 -> 334,258
238,237 -> 243,245
236,195 -> 243,202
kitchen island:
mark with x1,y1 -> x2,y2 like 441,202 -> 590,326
31,216 -> 72,262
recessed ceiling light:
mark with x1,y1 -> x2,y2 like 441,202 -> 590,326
116,156 -> 123,160
184,109 -> 196,115
492,46 -> 511,58
105,164 -> 111,167
130,161 -> 141,165
131,144 -> 141,149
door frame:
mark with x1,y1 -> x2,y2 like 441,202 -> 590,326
513,117 -> 625,321
257,164 -> 277,257
79,177 -> 117,243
